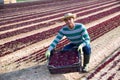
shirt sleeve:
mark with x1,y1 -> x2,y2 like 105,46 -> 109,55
81,24 -> 90,47
48,30 -> 64,51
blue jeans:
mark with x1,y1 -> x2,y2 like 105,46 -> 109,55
62,43 -> 91,55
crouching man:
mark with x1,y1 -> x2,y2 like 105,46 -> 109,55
45,13 -> 91,73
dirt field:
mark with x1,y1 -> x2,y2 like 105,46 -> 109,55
0,0 -> 120,80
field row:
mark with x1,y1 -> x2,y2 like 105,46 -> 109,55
87,51 -> 120,80
0,6 -> 119,40
1,15 -> 120,66
0,0 -> 100,18
0,0 -> 116,24
0,1 -> 118,31
0,7 -> 119,57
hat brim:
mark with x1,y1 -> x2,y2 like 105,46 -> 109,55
61,14 -> 76,21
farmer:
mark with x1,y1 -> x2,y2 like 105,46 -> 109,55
45,13 -> 91,72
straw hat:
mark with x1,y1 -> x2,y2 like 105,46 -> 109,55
62,13 -> 76,21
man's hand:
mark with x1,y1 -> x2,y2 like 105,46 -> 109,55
45,50 -> 51,58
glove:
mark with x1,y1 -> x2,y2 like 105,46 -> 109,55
77,44 -> 84,54
45,50 -> 51,58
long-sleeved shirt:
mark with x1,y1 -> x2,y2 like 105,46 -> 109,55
48,23 -> 90,51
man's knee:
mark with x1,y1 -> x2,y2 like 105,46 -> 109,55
83,44 -> 91,55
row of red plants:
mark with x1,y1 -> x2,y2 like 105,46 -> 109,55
0,0 -> 113,25
0,13 -> 120,58
0,0 -> 89,17
87,51 -> 120,79
12,15 -> 120,64
98,57 -> 119,80
0,6 -> 119,40
0,2 -> 118,32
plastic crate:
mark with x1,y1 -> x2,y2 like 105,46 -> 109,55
47,48 -> 82,74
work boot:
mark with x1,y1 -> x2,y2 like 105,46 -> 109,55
82,54 -> 90,73
82,64 -> 89,73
